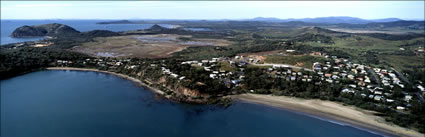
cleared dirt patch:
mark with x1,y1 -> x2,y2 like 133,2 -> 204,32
264,54 -> 328,68
72,34 -> 231,58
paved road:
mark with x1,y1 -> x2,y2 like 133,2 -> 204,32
391,67 -> 409,83
391,67 -> 425,103
250,63 -> 314,72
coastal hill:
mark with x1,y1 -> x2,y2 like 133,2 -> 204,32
11,23 -> 80,38
146,24 -> 169,32
11,23 -> 121,38
81,30 -> 120,37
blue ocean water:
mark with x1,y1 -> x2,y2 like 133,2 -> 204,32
0,70 -> 386,137
0,20 -> 172,45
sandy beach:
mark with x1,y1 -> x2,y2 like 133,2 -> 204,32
234,94 -> 424,137
46,67 -> 164,95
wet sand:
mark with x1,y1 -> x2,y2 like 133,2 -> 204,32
234,94 -> 424,137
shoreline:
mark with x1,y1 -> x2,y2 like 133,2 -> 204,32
45,67 -> 165,95
233,94 -> 424,137
44,67 -> 423,137
46,67 -> 213,104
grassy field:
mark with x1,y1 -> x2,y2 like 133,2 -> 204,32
378,55 -> 425,71
218,61 -> 237,72
326,28 -> 425,34
264,55 -> 328,68
73,34 -> 231,58
308,36 -> 415,50
255,27 -> 326,39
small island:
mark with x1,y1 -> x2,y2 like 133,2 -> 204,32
96,20 -> 136,24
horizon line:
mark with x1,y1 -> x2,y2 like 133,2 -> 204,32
1,17 -> 424,21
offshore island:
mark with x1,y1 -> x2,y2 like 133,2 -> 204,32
1,18 -> 425,137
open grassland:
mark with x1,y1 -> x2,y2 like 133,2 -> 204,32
255,27 -> 325,39
264,54 -> 328,68
327,28 -> 425,34
305,36 -> 424,51
72,34 -> 231,58
378,55 -> 425,71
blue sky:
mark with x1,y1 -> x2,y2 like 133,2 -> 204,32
1,1 -> 424,20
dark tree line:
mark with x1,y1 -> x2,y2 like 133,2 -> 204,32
0,47 -> 90,79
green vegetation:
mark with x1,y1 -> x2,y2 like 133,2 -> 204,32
378,55 -> 425,71
0,47 -> 91,79
265,55 -> 328,68
218,61 -> 237,72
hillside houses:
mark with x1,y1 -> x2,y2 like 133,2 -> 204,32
311,56 -> 405,90
310,55 -> 416,109
56,60 -> 73,66
269,65 -> 313,82
168,57 -> 243,87
373,68 -> 405,88
57,54 -> 419,112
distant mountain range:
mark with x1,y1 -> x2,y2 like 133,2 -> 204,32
92,17 -> 424,32
247,16 -> 406,24
96,16 -> 423,25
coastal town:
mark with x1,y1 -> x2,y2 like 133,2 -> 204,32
2,1 -> 425,137
54,50 -> 425,113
